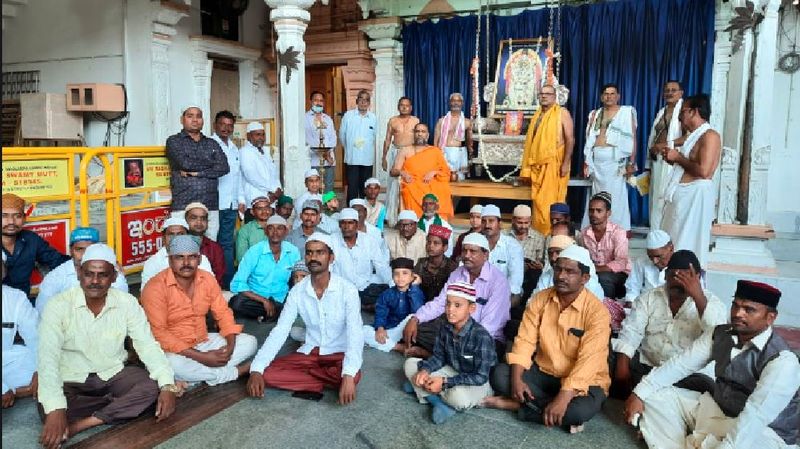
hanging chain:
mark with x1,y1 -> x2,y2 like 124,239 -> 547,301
485,8 -> 490,89
556,0 -> 562,78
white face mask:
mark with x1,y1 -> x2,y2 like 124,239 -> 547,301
311,105 -> 323,113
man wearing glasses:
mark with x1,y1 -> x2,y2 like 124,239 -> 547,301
520,84 -> 576,235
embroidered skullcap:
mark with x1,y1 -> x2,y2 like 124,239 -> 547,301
161,216 -> 189,231
428,224 -> 452,242
666,249 -> 701,271
291,261 -> 309,274
70,227 -> 100,245
266,215 -> 288,227
446,281 -> 477,303
322,191 -> 337,204
301,199 -> 321,212
390,257 -> 414,271
735,280 -> 781,308
306,232 -> 333,250
168,235 -> 200,255
469,204 -> 483,215
181,104 -> 202,114
512,204 -> 532,217
246,121 -> 264,133
423,193 -> 438,202
397,210 -> 418,222
550,202 -> 570,215
251,196 -> 271,207
481,204 -> 501,218
646,229 -> 671,250
277,195 -> 293,207
81,243 -> 117,266
1,193 -> 25,211
364,177 -> 381,188
304,169 -> 321,179
184,202 -> 208,213
548,235 -> 575,250
349,198 -> 367,208
590,191 -> 613,208
558,245 -> 594,271
339,208 -> 359,222
462,232 -> 489,251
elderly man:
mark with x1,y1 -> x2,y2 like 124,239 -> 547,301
392,124 -> 454,220
403,233 -> 511,358
486,245 -> 611,434
142,235 -> 257,386
624,229 -> 673,303
305,91 -> 337,192
363,177 -> 387,231
452,204 -> 483,262
520,84 -> 575,235
211,110 -> 243,289
37,244 -> 179,448
165,105 -> 230,240
386,210 -> 427,264
647,81 -> 685,230
2,252 -> 38,409
236,196 -> 272,263
581,84 -> 637,231
247,233 -> 364,404
418,194 -> 454,258
240,121 -> 282,212
185,202 -> 225,285
414,225 -> 458,302
141,217 -> 213,287
507,204 -> 546,300
287,200 -> 329,254
434,93 -> 473,181
625,281 -> 800,449
36,227 -> 129,315
1,193 -> 69,295
331,208 -> 391,309
481,204 -> 524,306
612,250 -> 726,397
582,192 -> 631,299
231,216 -> 301,321
340,90 -> 377,203
659,94 -> 722,265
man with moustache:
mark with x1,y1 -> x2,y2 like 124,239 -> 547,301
382,97 -> 420,225
624,229 -> 674,303
240,121 -> 282,214
211,110 -> 243,288
434,93 -> 473,181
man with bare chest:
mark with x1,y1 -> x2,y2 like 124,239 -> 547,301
659,94 -> 721,265
382,97 -> 420,226
434,93 -> 473,181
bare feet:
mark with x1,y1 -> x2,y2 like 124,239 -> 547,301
391,343 -> 405,353
404,346 -> 431,359
569,424 -> 585,434
174,381 -> 189,398
237,362 -> 252,377
68,416 -> 103,437
481,395 -> 521,411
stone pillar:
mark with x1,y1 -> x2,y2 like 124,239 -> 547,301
713,0 -> 739,225
360,18 -> 404,186
267,0 -> 315,199
238,59 -> 258,119
151,2 -> 188,144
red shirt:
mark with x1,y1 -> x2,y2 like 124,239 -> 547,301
200,235 -> 226,285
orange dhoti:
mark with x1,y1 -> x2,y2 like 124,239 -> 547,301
400,146 -> 454,220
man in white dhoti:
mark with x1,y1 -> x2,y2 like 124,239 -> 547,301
382,97 -> 420,226
582,84 -> 638,230
2,252 -> 38,408
434,93 -> 473,181
659,94 -> 721,265
646,81 -> 685,230
625,280 -> 800,449
623,229 -> 673,303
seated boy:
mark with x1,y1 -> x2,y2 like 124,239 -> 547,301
403,282 -> 497,424
362,257 -> 425,352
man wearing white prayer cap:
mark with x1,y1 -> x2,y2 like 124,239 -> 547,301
140,217 -> 214,288
349,198 -> 384,244
240,120 -> 282,212
386,210 -> 427,263
480,204 -> 525,306
362,177 -> 387,231
623,229 -> 674,303
452,204 -> 484,262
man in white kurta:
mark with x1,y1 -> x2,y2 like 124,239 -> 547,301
2,252 -> 38,408
646,81 -> 685,230
623,229 -> 672,303
240,122 -> 282,208
582,84 -> 637,230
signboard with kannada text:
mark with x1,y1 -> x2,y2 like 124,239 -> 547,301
120,206 -> 171,268
119,157 -> 170,190
2,160 -> 70,198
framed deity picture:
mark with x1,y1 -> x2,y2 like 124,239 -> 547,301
489,38 -> 553,118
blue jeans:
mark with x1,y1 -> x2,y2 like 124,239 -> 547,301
216,208 -> 238,289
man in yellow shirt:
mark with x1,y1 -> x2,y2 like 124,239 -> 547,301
37,244 -> 179,449
484,245 -> 610,433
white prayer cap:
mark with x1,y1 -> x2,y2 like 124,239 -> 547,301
549,235 -> 575,250
339,208 -> 359,221
81,243 -> 117,266
481,204 -> 501,218
469,204 -> 483,215
162,217 -> 189,231
512,204 -> 532,217
462,232 -> 489,251
181,104 -> 202,114
558,245 -> 594,271
349,198 -> 367,208
306,232 -> 333,250
304,169 -> 321,179
184,202 -> 208,213
646,229 -> 671,250
266,215 -> 288,227
246,122 -> 264,133
397,210 -> 418,222
364,177 -> 381,188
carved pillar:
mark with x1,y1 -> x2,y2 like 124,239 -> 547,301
190,48 -> 214,136
360,17 -> 403,185
238,59 -> 258,119
266,0 -> 315,198
151,2 -> 188,143
712,1 -> 738,225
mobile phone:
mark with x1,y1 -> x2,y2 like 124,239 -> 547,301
292,391 -> 324,401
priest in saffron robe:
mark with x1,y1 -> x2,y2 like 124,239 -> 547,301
391,123 -> 454,221
520,84 -> 575,235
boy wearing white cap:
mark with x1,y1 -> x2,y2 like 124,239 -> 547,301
294,169 -> 324,219
140,217 -> 214,288
386,210 -> 427,264
363,177 -> 387,231
2,251 -> 39,409
623,229 -> 673,303
240,121 -> 282,210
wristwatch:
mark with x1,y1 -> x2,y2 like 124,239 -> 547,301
160,384 -> 181,394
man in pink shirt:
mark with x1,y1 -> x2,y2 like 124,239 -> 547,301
581,191 -> 631,298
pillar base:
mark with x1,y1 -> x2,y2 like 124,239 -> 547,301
706,224 -> 777,275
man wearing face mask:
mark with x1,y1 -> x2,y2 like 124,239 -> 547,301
305,91 -> 337,192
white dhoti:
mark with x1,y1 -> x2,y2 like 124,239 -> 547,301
661,179 -> 715,265
166,333 -> 257,386
443,146 -> 468,181
582,146 -> 631,230
362,315 -> 411,353
641,388 -> 794,449
2,346 -> 36,393
649,156 -> 672,230
403,358 -> 493,410
385,144 -> 402,226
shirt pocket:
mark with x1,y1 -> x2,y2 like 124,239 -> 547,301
458,352 -> 477,373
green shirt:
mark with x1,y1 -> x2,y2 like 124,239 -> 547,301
37,286 -> 174,413
236,220 -> 268,264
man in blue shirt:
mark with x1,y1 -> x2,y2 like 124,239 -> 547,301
230,215 -> 301,321
340,90 -> 377,203
1,193 -> 69,296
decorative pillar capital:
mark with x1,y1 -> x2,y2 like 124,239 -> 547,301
152,1 -> 189,39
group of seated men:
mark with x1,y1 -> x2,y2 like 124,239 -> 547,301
2,177 -> 799,449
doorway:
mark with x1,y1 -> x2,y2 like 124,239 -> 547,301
210,58 -> 240,118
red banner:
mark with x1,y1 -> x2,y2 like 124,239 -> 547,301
120,207 -> 171,268
24,219 -> 70,287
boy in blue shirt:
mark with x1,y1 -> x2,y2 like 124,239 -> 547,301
362,257 -> 424,352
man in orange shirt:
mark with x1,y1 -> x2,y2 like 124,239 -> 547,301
484,245 -> 610,433
141,235 -> 256,386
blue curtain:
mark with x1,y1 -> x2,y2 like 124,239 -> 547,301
402,0 -> 715,226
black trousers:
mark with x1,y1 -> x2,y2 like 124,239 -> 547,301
230,294 -> 283,320
597,271 -> 628,299
345,164 -> 373,203
490,362 -> 606,428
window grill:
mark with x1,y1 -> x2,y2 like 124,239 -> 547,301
2,71 -> 40,100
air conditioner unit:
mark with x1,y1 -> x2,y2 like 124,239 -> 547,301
20,93 -> 83,140
66,83 -> 125,112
